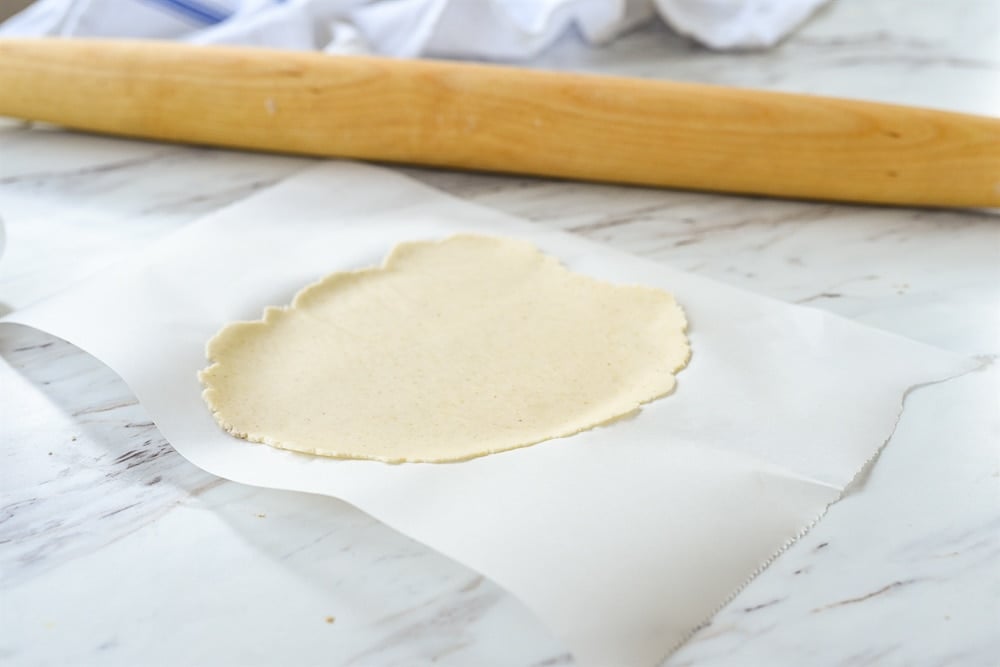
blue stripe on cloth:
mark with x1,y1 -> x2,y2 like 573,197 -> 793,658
142,0 -> 232,25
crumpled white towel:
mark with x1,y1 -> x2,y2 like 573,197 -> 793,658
0,0 -> 830,59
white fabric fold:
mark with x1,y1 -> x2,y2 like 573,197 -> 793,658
1,0 -> 831,58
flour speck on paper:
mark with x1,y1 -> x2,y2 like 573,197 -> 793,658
200,235 -> 690,462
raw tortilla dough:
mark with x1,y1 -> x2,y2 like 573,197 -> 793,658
200,235 -> 690,463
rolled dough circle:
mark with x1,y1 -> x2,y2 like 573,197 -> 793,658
200,235 -> 690,463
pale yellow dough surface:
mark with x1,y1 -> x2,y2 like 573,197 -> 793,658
200,235 -> 690,463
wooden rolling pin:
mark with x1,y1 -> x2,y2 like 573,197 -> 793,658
1,38 -> 998,208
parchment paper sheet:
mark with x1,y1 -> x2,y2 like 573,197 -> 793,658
2,162 -> 974,666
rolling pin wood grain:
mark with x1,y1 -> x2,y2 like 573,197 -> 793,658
1,38 -> 998,208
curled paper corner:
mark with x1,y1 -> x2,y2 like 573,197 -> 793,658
657,355 -> 984,665
841,357 -> 994,497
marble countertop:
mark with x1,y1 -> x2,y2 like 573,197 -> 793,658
1,0 -> 998,665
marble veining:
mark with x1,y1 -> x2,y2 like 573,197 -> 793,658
2,0 -> 998,665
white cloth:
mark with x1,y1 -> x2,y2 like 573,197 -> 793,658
0,0 -> 830,59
